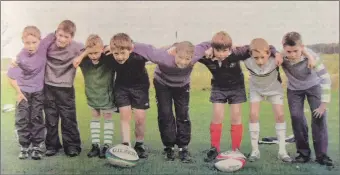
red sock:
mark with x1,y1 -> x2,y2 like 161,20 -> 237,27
231,124 -> 243,151
210,123 -> 222,152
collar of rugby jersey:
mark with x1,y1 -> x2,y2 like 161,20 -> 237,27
284,54 -> 306,65
211,50 -> 233,62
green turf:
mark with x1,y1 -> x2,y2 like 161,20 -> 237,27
1,56 -> 339,175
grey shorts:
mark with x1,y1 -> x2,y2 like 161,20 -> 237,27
210,88 -> 247,104
88,106 -> 118,114
249,91 -> 284,105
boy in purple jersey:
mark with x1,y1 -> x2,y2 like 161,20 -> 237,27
7,26 -> 55,160
130,40 -> 211,163
281,32 -> 333,167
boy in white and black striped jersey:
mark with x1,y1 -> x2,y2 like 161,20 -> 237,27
281,32 -> 333,167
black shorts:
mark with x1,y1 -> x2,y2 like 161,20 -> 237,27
210,88 -> 247,104
114,85 -> 150,110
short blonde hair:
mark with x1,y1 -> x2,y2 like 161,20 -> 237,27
85,34 -> 103,48
175,41 -> 194,56
211,31 -> 232,50
250,38 -> 270,54
110,33 -> 133,51
22,26 -> 41,40
57,20 -> 76,37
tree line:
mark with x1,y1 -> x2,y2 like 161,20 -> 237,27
307,43 -> 340,54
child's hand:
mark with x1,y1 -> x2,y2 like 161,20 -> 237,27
167,46 -> 176,56
313,102 -> 327,118
204,47 -> 213,59
103,45 -> 111,55
307,58 -> 316,69
17,92 -> 27,103
302,48 -> 316,69
73,48 -> 90,68
274,53 -> 283,66
73,58 -> 82,68
10,59 -> 19,68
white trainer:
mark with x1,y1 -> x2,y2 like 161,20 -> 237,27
278,152 -> 292,162
248,150 -> 260,162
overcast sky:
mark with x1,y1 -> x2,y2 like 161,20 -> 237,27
1,1 -> 339,58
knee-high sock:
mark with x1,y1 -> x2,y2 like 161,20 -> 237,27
210,123 -> 222,152
231,124 -> 243,151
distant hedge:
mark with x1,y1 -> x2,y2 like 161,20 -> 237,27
307,43 -> 339,54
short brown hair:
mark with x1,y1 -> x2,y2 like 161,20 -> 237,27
211,31 -> 232,50
57,20 -> 76,37
110,33 -> 133,51
250,38 -> 270,54
175,41 -> 194,56
282,32 -> 302,46
22,26 -> 41,40
85,34 -> 103,48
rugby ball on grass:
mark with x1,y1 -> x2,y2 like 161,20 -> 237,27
106,144 -> 139,167
216,150 -> 246,160
214,157 -> 246,172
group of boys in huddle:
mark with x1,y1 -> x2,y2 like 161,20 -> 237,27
7,19 -> 333,168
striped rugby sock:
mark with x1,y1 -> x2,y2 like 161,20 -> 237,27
90,119 -> 101,145
104,119 -> 114,146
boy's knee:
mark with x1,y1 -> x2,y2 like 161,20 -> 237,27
231,116 -> 242,124
135,117 -> 145,125
212,114 -> 224,124
249,112 -> 259,123
103,113 -> 112,120
231,111 -> 242,124
91,109 -> 101,118
275,113 -> 285,123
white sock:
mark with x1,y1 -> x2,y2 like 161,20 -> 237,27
275,122 -> 287,154
249,122 -> 260,152
90,119 -> 101,144
136,139 -> 144,143
104,119 -> 114,146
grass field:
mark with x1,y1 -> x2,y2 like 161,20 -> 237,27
1,54 -> 339,175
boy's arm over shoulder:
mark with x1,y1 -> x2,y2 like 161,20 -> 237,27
74,41 -> 85,56
312,49 -> 331,103
192,41 -> 211,62
198,56 -> 210,64
73,47 -> 89,68
268,45 -> 279,57
40,32 -> 56,49
133,42 -> 170,64
229,45 -> 251,61
232,45 -> 278,59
